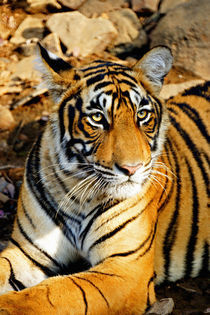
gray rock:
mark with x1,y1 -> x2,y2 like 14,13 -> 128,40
146,298 -> 174,314
46,12 -> 118,57
150,0 -> 210,80
10,16 -> 45,45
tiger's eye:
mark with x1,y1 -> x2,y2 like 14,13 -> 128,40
137,110 -> 148,120
91,112 -> 103,122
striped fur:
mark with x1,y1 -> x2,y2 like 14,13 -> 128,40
0,46 -> 209,315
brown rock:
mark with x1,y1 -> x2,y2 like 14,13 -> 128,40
107,9 -> 140,46
160,80 -> 205,99
10,16 -> 45,45
79,0 -> 128,18
11,56 -> 41,82
159,0 -> 189,13
0,106 -> 15,131
26,0 -> 61,12
41,33 -> 64,58
59,0 -> 86,10
131,0 -> 159,12
150,0 -> 210,80
46,12 -> 118,57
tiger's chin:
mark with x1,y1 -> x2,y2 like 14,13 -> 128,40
105,181 -> 143,200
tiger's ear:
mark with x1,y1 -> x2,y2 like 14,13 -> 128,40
133,46 -> 173,95
36,43 -> 75,102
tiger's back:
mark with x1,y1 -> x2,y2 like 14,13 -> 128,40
155,82 -> 209,283
0,46 -> 209,315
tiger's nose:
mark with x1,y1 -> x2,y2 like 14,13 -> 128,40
116,163 -> 143,176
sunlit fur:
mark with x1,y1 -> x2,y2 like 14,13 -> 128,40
0,45 -> 209,315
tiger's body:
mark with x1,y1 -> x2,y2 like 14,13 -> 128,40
0,45 -> 209,315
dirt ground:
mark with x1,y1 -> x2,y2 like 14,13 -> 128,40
0,6 -> 209,314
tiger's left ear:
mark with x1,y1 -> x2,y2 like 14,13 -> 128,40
133,46 -> 173,95
36,43 -> 77,102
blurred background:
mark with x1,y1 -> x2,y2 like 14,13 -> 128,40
0,0 -> 209,313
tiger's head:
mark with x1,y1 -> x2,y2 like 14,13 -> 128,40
37,44 -> 173,200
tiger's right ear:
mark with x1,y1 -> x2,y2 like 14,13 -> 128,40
36,43 -> 76,102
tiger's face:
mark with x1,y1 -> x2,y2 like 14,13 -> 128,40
38,45 -> 172,200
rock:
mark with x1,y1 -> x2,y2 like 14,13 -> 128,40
78,0 -> 128,18
10,16 -> 45,45
0,6 -> 20,40
41,33 -> 64,58
11,56 -> 41,82
150,0 -> 210,80
0,85 -> 22,95
0,106 -> 15,131
59,0 -> 86,10
26,0 -> 61,12
159,0 -> 189,13
107,9 -> 140,46
17,41 -> 37,57
131,0 -> 159,12
146,298 -> 174,314
46,12 -> 118,57
107,8 -> 147,55
160,80 -> 205,99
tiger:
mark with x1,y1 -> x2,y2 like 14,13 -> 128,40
0,44 -> 209,315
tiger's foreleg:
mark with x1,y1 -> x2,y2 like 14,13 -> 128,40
0,240 -> 48,295
0,255 -> 156,315
0,206 -> 157,314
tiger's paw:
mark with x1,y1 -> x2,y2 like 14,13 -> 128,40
0,287 -> 54,315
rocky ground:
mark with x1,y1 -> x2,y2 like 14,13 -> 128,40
0,0 -> 209,314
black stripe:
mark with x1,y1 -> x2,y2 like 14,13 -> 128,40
84,69 -> 106,78
86,270 -> 121,277
94,81 -> 113,91
163,138 -> 181,280
10,238 -> 55,277
49,164 -> 69,194
1,257 -> 26,291
185,159 -> 199,277
168,103 -> 210,143
38,43 -> 72,73
118,79 -> 137,88
157,143 -> 175,213
74,276 -> 110,308
181,81 -> 210,101
169,114 -> 209,195
80,205 -> 109,250
26,136 -> 77,246
16,216 -> 64,271
21,199 -> 35,229
108,222 -> 154,259
199,242 -> 209,276
88,206 -> 147,253
137,221 -> 157,259
86,73 -> 107,86
69,277 -> 88,315
146,273 -> 156,309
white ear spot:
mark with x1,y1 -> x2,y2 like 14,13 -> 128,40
48,50 -> 60,60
